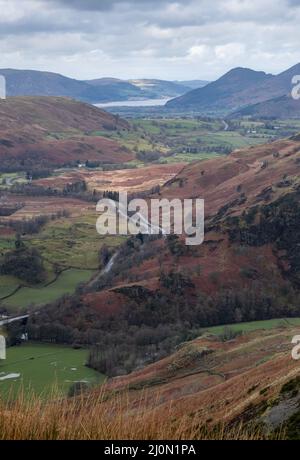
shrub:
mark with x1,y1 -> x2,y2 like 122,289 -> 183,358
0,247 -> 46,284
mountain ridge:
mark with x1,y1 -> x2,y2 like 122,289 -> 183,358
229,94 -> 300,119
167,63 -> 300,115
0,69 -> 206,103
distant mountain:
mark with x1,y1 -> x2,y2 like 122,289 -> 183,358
175,79 -> 210,89
0,69 -> 194,103
84,77 -> 143,100
229,94 -> 300,119
167,64 -> 300,115
128,79 -> 191,98
86,78 -> 190,100
167,67 -> 273,113
0,69 -> 105,102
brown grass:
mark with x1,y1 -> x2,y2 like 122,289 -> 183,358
35,164 -> 184,193
0,387 -> 273,441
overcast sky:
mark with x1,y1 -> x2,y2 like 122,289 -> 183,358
0,0 -> 300,81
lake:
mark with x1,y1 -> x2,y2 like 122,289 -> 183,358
95,98 -> 172,108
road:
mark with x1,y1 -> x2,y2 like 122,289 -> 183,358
0,315 -> 29,327
222,120 -> 229,131
90,206 -> 166,288
117,205 -> 166,236
5,174 -> 24,187
2,205 -> 166,319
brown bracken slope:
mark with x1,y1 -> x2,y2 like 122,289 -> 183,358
0,96 -> 132,169
84,136 -> 300,309
104,323 -> 300,432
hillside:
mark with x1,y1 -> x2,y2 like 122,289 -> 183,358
0,69 -> 194,103
4,134 -> 300,439
1,321 -> 299,439
167,67 -> 272,113
104,322 -> 300,437
1,69 -> 143,103
84,77 -> 142,100
229,94 -> 300,119
0,96 -> 132,170
0,69 -> 106,103
29,136 -> 300,378
167,63 -> 300,115
128,79 -> 192,98
175,79 -> 210,89
88,78 -> 192,99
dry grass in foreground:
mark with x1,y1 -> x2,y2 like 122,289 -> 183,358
0,388 -> 277,441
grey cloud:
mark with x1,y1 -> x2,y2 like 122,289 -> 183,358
0,0 -> 299,81
45,0 -> 189,11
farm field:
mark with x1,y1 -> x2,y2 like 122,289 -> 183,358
24,117 -> 277,191
0,205 -> 126,311
0,196 -> 94,221
28,213 -> 125,269
1,116 -> 285,196
88,117 -> 273,164
159,152 -> 222,163
0,343 -> 105,398
0,160 -> 184,313
0,172 -> 26,189
204,317 -> 300,336
129,118 -> 271,157
2,269 -> 95,311
0,276 -> 20,300
0,275 -> 21,300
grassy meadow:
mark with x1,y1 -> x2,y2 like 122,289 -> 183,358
0,343 -> 104,398
205,317 -> 300,335
89,117 -> 273,166
0,211 -> 125,311
2,269 -> 95,310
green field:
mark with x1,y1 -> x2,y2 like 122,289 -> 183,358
0,172 -> 27,189
2,269 -> 95,311
0,343 -> 105,398
28,214 -> 125,270
0,211 -> 126,311
159,152 -> 222,163
0,276 -> 20,300
205,317 -> 300,335
89,117 -> 270,165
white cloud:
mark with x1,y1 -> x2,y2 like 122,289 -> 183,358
187,45 -> 210,60
0,0 -> 299,80
215,43 -> 245,60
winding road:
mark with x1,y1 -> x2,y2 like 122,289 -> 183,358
2,202 -> 166,321
222,120 -> 229,131
0,314 -> 29,327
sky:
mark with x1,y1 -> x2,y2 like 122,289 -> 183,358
0,0 -> 300,81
